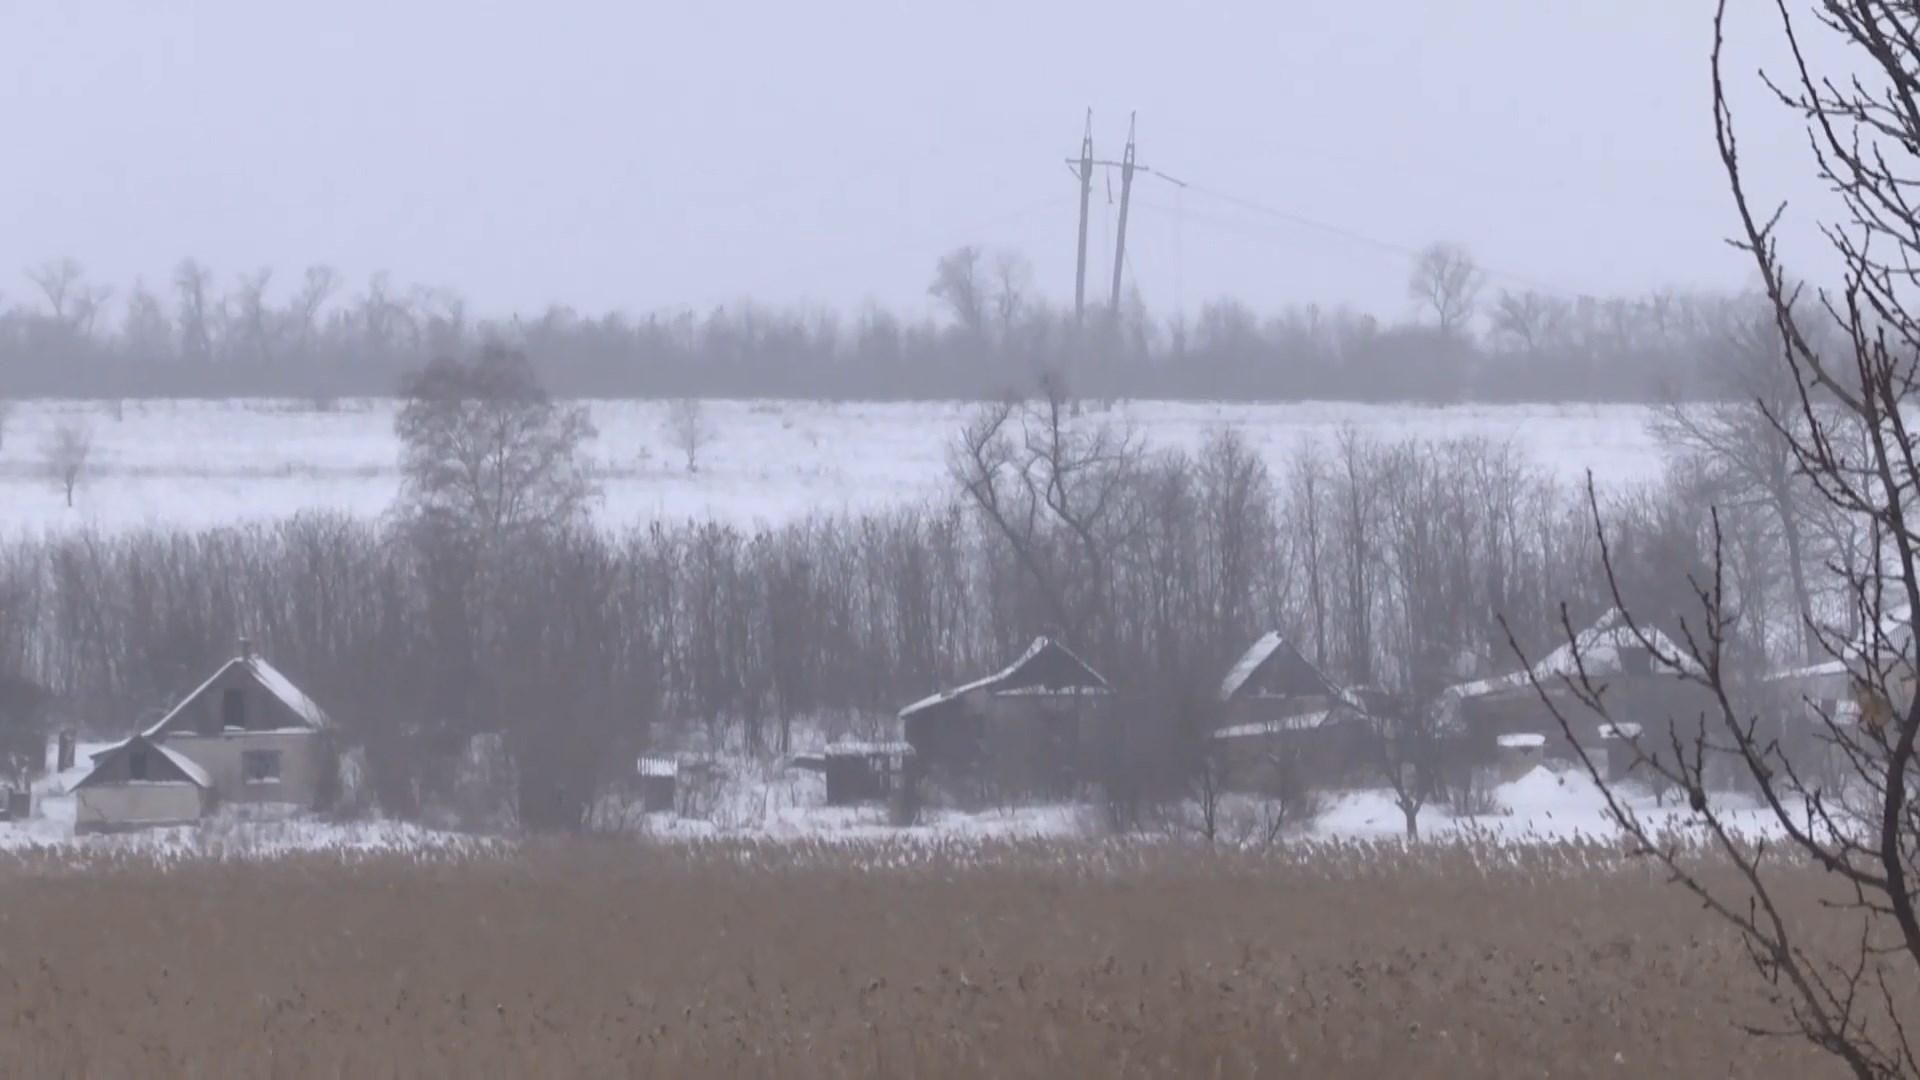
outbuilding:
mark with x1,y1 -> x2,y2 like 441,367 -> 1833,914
72,735 -> 214,834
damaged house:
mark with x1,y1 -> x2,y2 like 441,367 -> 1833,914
73,642 -> 337,834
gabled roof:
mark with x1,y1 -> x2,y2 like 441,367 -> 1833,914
1219,632 -> 1339,703
1445,609 -> 1704,702
144,653 -> 332,737
899,637 -> 1109,719
73,735 -> 212,789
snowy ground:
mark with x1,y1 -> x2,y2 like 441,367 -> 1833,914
0,398 -> 1666,534
631,752 -> 1783,850
0,750 -> 1781,859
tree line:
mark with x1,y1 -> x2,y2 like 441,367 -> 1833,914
0,251 -> 1767,403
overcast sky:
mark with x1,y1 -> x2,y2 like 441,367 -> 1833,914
2,1 -> 1830,323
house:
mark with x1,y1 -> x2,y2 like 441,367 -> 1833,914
900,637 -> 1111,797
73,734 -> 213,833
72,641 -> 337,833
1210,632 -> 1368,788
1442,609 -> 1711,770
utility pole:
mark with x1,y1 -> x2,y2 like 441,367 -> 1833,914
1069,110 -> 1095,329
1108,112 -> 1138,324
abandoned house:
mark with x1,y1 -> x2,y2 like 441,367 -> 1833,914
73,642 -> 337,833
1211,631 -> 1369,788
1442,609 -> 1711,773
899,637 -> 1111,797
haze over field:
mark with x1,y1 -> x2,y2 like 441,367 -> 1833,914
1,1 -> 1827,322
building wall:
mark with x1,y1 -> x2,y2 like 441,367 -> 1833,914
1215,724 -> 1364,792
160,730 -> 332,809
74,783 -> 207,833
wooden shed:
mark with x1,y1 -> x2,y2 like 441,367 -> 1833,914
822,741 -> 914,806
899,638 -> 1111,798
636,756 -> 678,813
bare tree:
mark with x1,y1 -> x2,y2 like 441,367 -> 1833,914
1408,242 -> 1484,337
1522,6 -> 1920,1075
42,421 -> 91,509
394,345 -> 598,546
929,245 -> 987,338
1652,296 -> 1824,663
991,250 -> 1032,345
26,259 -> 84,325
1489,289 -> 1565,353
664,398 -> 716,473
173,259 -> 216,364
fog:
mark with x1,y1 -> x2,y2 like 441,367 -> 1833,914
4,1 -> 1810,322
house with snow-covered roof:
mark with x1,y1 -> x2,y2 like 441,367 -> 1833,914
1442,609 -> 1714,774
899,637 -> 1111,797
1211,632 -> 1370,787
72,640 -> 337,833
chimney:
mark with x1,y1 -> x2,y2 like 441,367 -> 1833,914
237,635 -> 253,659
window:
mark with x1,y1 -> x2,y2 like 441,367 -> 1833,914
1619,646 -> 1653,675
128,749 -> 148,781
222,688 -> 246,730
242,750 -> 281,784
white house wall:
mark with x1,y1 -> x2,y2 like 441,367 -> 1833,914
160,730 -> 330,808
74,783 -> 205,833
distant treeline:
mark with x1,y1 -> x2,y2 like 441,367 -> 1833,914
0,254 -> 1764,402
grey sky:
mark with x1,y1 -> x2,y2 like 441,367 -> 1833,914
3,0 -> 1826,323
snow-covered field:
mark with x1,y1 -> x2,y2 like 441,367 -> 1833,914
0,398 -> 1667,534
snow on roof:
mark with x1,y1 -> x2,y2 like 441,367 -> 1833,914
74,736 -> 213,789
1212,710 -> 1340,740
1445,610 -> 1703,702
144,652 -> 332,737
1597,723 -> 1642,740
246,656 -> 332,729
899,637 -> 1109,718
1496,733 -> 1547,749
152,742 -> 213,788
1218,631 -> 1338,703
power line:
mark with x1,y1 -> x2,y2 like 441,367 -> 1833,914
1150,174 -> 1586,298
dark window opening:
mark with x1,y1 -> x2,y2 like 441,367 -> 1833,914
129,750 -> 148,781
222,688 -> 246,730
243,750 -> 281,784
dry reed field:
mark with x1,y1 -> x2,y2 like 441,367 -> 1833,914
0,840 -> 1867,1078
